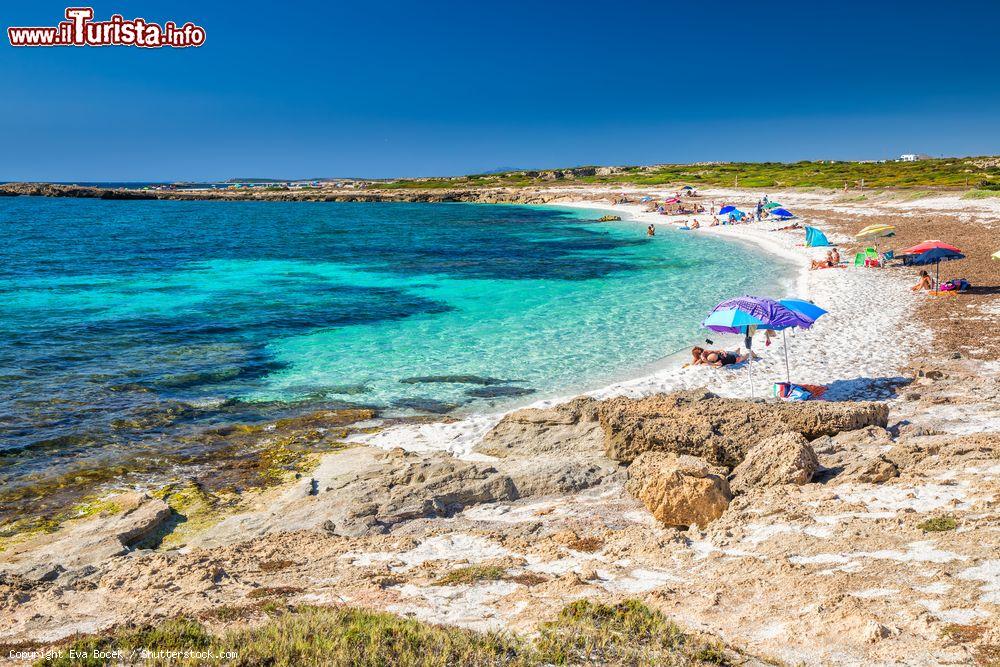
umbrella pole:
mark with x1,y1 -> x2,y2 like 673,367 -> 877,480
935,260 -> 940,292
783,329 -> 790,384
746,326 -> 754,399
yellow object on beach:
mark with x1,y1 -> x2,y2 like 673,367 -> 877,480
992,250 -> 1000,261
855,224 -> 895,240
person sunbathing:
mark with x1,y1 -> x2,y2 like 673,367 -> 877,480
911,270 -> 933,292
702,349 -> 748,367
811,252 -> 835,270
690,219 -> 700,229
684,346 -> 706,367
830,247 -> 841,264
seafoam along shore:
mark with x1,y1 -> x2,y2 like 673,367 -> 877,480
353,193 -> 928,458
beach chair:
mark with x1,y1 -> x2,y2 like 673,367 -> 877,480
864,247 -> 881,268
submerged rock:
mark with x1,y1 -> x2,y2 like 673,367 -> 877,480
465,386 -> 536,399
391,398 -> 462,414
599,389 -> 889,467
625,452 -> 731,529
399,375 -> 513,386
730,432 -> 819,494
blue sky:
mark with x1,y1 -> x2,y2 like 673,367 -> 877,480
2,0 -> 999,181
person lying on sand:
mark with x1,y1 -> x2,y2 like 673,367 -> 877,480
773,222 -> 802,231
911,270 -> 934,292
684,346 -> 706,367
811,251 -> 837,270
702,349 -> 749,367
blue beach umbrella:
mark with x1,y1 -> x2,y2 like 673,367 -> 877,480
770,207 -> 794,219
718,205 -> 736,215
906,248 -> 965,291
702,308 -> 766,331
778,298 -> 828,322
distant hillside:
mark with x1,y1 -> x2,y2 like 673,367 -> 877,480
371,157 -> 1000,190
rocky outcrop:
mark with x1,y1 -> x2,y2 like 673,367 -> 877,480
318,449 -> 517,537
625,453 -> 731,528
0,493 -> 170,580
476,398 -> 602,458
598,389 -> 889,467
730,433 -> 819,494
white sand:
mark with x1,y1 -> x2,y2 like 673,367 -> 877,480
353,195 -> 927,457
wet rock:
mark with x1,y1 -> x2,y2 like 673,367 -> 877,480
730,433 -> 819,494
599,389 -> 889,466
625,452 -> 731,529
465,386 -> 536,399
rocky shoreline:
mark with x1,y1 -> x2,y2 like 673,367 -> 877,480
0,182 -> 563,204
1,185 -> 997,665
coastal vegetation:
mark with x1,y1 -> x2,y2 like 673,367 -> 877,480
35,600 -> 734,666
370,156 -> 1000,190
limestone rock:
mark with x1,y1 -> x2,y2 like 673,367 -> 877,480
0,493 -> 171,580
730,433 -> 819,494
476,397 -> 602,458
625,453 -> 731,528
323,451 -> 518,536
599,389 -> 889,466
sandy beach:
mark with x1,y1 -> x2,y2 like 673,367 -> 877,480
1,187 -> 997,666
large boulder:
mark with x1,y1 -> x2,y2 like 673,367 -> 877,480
625,453 -> 732,528
730,433 -> 819,494
599,389 -> 889,466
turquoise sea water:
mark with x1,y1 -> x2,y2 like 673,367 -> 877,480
0,199 -> 787,509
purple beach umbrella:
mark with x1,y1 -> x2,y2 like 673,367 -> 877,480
703,295 -> 818,397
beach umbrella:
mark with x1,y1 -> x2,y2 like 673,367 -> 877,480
682,185 -> 694,190
703,296 -> 814,397
770,207 -> 794,219
855,224 -> 896,240
907,247 -> 965,291
728,209 -> 746,221
764,201 -> 782,209
640,196 -> 652,202
718,205 -> 736,215
777,299 -> 828,384
664,197 -> 681,204
900,240 -> 961,255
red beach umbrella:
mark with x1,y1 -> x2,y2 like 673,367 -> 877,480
901,240 -> 961,255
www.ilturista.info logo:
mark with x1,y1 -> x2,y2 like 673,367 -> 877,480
7,7 -> 205,48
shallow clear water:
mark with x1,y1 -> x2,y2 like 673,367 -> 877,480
0,198 -> 787,490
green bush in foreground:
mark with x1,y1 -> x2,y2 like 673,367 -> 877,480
37,601 -> 733,666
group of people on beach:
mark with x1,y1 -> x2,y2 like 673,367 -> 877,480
810,247 -> 841,270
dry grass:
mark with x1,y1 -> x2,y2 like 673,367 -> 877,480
38,600 -> 738,666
